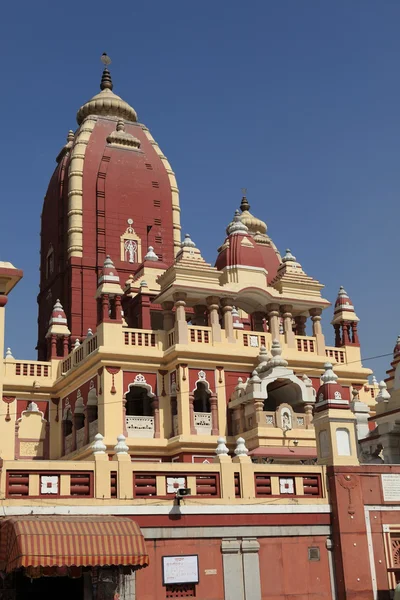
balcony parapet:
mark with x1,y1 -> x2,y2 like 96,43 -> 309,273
0,458 -> 327,505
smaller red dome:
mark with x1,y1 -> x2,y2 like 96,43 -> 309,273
315,363 -> 349,412
215,211 -> 269,272
334,286 -> 354,315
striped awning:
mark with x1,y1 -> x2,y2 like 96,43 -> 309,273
0,516 -> 149,573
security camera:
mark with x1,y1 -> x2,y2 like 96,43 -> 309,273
175,488 -> 191,505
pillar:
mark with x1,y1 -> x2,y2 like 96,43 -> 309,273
63,335 -> 69,357
221,298 -> 235,343
295,315 -> 307,336
305,404 -> 314,429
210,393 -> 219,435
162,301 -> 175,331
115,294 -> 123,323
173,292 -> 188,344
101,294 -> 109,323
342,321 -> 351,345
221,539 -> 245,600
49,334 -> 57,359
189,394 -> 196,434
351,322 -> 360,345
206,296 -> 222,342
281,304 -> 295,348
266,303 -> 280,340
254,399 -> 264,426
170,397 -> 177,437
334,324 -> 342,347
139,294 -> 151,330
242,538 -> 261,600
152,397 -> 160,438
310,307 -> 326,355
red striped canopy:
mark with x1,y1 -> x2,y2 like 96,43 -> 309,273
0,516 -> 149,572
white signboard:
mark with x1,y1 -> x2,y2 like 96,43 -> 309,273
382,474 -> 400,501
162,555 -> 199,585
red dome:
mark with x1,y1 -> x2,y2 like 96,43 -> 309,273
315,363 -> 349,412
37,73 -> 179,358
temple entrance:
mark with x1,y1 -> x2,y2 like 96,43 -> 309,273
14,571 -> 83,600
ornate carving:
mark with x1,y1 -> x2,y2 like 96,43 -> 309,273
98,367 -> 103,395
337,474 -> 358,515
20,441 -> 43,457
3,396 -> 15,422
134,373 -> 147,384
105,366 -> 120,394
216,366 -> 224,384
159,370 -> 168,396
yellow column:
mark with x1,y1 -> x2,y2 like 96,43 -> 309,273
281,304 -> 296,348
173,293 -> 188,344
267,303 -> 280,340
207,296 -> 222,343
310,308 -> 326,355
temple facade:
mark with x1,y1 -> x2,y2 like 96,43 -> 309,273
1,57 -> 400,600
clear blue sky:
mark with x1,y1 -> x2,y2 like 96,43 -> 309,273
0,1 -> 398,379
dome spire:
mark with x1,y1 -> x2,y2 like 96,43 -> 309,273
100,53 -> 113,91
76,53 -> 137,125
240,188 -> 250,212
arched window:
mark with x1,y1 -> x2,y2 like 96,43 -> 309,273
193,382 -> 211,413
126,386 -> 153,416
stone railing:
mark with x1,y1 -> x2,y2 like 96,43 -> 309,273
173,414 -> 179,436
325,346 -> 347,364
189,326 -> 211,344
4,359 -> 52,380
126,415 -> 155,438
89,420 -> 98,442
194,412 -> 212,435
65,433 -> 73,455
123,329 -> 158,348
295,336 -> 316,353
76,428 -> 85,449
61,334 -> 98,376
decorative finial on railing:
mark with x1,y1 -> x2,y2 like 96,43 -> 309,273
92,433 -> 107,454
376,381 -> 390,404
114,434 -> 129,455
73,338 -> 81,349
234,437 -> 249,456
215,437 -> 229,456
5,347 -> 13,360
87,328 -> 93,338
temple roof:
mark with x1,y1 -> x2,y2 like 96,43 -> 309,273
77,63 -> 137,125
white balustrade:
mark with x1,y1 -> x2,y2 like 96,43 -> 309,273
76,428 -> 85,449
65,433 -> 73,455
173,414 -> 179,436
89,420 -> 98,442
126,415 -> 155,438
194,412 -> 212,435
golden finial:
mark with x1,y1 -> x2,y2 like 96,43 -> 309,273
240,188 -> 250,212
100,53 -> 113,91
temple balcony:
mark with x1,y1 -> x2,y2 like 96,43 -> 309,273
0,455 -> 328,507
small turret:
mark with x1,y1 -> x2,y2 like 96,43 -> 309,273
331,286 -> 360,347
96,256 -> 124,324
314,363 -> 359,466
45,300 -> 71,359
